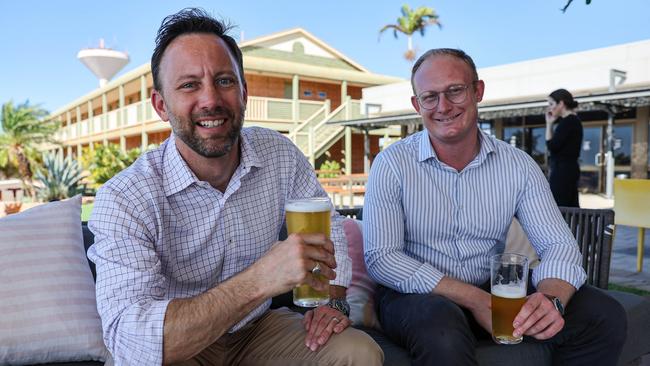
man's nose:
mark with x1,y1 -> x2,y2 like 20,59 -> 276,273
436,93 -> 453,112
198,82 -> 223,110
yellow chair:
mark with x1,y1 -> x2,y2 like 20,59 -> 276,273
614,179 -> 650,272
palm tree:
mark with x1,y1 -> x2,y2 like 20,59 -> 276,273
379,4 -> 442,61
0,100 -> 60,197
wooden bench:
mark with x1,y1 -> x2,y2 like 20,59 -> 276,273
318,174 -> 367,208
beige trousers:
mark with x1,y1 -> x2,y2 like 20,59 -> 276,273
176,307 -> 384,366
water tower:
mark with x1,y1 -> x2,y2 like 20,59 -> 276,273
77,39 -> 129,87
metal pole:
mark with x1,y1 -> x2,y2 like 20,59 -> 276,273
605,110 -> 615,198
363,128 -> 371,173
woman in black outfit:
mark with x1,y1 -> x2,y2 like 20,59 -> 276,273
545,88 -> 583,207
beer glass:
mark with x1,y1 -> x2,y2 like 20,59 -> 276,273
490,253 -> 529,345
285,197 -> 331,307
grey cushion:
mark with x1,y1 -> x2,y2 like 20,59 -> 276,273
608,291 -> 650,366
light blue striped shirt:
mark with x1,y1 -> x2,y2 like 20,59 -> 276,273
88,127 -> 349,365
364,129 -> 586,294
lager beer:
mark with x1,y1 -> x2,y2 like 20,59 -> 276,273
285,198 -> 331,307
491,284 -> 527,344
490,253 -> 529,345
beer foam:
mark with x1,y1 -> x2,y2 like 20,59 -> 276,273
492,284 -> 526,299
285,198 -> 331,212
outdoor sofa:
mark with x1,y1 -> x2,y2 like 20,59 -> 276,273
1,198 -> 649,365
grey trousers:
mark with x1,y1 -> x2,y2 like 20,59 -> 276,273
177,307 -> 384,366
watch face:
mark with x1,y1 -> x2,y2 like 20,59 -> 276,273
329,299 -> 350,317
554,298 -> 565,315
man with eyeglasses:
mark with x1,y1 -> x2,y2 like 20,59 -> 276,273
363,48 -> 626,365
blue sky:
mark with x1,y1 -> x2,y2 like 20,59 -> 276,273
1,0 -> 649,113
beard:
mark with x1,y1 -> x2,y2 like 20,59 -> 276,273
169,105 -> 245,158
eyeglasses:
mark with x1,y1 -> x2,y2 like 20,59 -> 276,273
416,83 -> 475,110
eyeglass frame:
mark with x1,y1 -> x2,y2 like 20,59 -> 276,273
415,81 -> 479,110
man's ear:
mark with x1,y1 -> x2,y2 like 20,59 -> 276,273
411,95 -> 421,113
151,89 -> 169,122
474,80 -> 485,103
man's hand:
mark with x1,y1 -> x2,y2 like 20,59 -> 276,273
302,304 -> 351,352
253,233 -> 337,297
513,292 -> 565,340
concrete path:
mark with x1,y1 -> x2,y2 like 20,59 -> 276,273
580,194 -> 650,292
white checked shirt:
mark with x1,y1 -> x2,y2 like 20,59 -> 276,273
87,127 -> 350,365
364,129 -> 586,294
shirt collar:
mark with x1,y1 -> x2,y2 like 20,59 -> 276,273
239,128 -> 263,171
162,130 -> 264,197
162,134 -> 199,197
416,128 -> 497,165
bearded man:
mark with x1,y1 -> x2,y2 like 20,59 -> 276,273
88,8 -> 382,366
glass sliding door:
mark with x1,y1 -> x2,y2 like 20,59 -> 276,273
579,126 -> 602,193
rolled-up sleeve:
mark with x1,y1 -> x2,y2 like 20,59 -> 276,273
515,156 -> 587,289
88,186 -> 169,365
363,153 -> 443,294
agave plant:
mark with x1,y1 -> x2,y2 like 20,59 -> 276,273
34,151 -> 85,201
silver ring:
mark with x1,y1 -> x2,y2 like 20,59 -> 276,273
311,262 -> 322,276
332,317 -> 340,323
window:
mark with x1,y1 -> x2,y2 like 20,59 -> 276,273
318,91 -> 327,99
581,127 -> 601,167
503,127 -> 524,150
303,90 -> 312,97
613,124 -> 632,166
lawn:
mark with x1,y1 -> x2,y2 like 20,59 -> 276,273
609,283 -> 650,297
81,203 -> 93,222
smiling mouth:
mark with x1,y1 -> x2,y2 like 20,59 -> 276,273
196,119 -> 225,128
435,112 -> 462,123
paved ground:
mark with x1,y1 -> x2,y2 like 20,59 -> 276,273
579,194 -> 650,292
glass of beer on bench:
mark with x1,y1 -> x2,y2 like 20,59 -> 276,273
285,197 -> 331,307
490,253 -> 529,345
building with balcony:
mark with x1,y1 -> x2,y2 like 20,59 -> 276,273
49,28 -> 403,173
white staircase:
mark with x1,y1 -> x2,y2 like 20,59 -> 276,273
288,97 -> 363,165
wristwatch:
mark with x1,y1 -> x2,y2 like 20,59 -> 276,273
544,294 -> 565,316
327,298 -> 350,317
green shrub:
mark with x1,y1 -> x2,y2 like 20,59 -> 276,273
318,160 -> 341,178
82,144 -> 155,185
34,150 -> 85,201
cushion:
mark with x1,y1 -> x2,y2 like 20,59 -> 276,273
343,218 -> 381,329
0,196 -> 109,364
606,290 -> 650,365
505,218 -> 539,267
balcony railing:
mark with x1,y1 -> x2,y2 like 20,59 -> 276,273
245,96 -> 325,122
55,97 -> 328,142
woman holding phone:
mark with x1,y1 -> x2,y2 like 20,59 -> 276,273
545,88 -> 583,207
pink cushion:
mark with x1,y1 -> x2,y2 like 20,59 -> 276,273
343,218 -> 380,329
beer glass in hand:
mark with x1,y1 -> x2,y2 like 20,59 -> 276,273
490,253 -> 529,345
285,198 -> 332,307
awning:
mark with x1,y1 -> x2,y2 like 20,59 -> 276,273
329,88 -> 650,128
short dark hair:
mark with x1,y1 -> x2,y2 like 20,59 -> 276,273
410,48 -> 478,95
151,8 -> 244,91
549,88 -> 578,109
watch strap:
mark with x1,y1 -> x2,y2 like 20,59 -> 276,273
544,294 -> 565,315
327,298 -> 350,317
